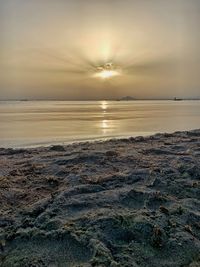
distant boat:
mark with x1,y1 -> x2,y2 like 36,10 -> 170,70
174,97 -> 183,101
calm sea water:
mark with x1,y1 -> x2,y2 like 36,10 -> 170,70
0,100 -> 200,148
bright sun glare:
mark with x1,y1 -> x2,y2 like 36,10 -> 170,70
94,70 -> 120,79
93,63 -> 121,79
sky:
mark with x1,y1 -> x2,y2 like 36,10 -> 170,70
0,0 -> 200,100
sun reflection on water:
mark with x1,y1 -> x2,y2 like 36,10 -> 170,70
101,119 -> 109,134
100,100 -> 108,111
100,101 -> 109,134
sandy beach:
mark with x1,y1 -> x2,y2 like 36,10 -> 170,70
0,129 -> 200,267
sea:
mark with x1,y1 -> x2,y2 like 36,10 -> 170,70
0,100 -> 200,148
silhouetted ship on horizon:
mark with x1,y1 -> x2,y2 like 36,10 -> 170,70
174,97 -> 183,101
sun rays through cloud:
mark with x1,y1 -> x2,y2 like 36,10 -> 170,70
1,0 -> 200,100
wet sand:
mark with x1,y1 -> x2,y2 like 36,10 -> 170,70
0,130 -> 200,266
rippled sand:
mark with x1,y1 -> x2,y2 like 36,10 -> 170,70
0,130 -> 200,266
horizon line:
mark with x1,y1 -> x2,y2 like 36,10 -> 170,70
1,98 -> 200,101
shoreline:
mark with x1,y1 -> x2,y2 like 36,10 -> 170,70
1,129 -> 200,150
0,129 -> 200,266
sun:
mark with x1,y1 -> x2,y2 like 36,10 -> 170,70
94,69 -> 120,79
93,62 -> 121,79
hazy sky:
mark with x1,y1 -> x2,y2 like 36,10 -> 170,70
0,0 -> 200,100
